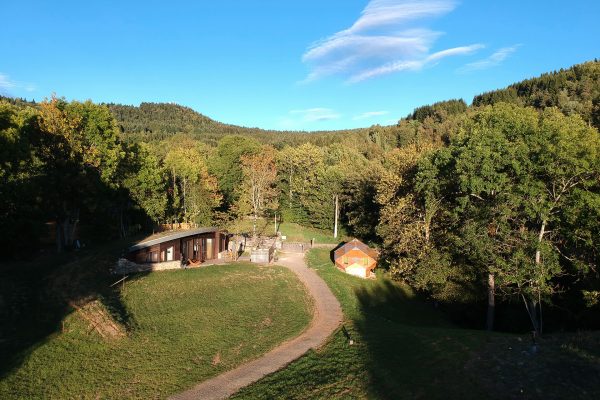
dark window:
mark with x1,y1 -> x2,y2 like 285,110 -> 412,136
146,251 -> 158,263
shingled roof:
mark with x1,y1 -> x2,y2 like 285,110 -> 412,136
334,238 -> 378,259
128,227 -> 221,251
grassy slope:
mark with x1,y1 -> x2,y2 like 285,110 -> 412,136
234,249 -> 600,400
234,248 -> 488,399
222,218 -> 346,244
0,261 -> 311,399
278,222 -> 346,244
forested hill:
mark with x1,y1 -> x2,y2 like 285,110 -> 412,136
107,102 -> 371,147
473,60 -> 600,128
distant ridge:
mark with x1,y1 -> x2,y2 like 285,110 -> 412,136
107,102 -> 371,146
473,60 -> 599,129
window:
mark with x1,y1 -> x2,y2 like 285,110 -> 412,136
343,256 -> 348,265
362,257 -> 368,266
146,251 -> 159,263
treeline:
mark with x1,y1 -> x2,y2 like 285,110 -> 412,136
1,60 -> 599,333
473,60 -> 600,129
108,102 -> 373,148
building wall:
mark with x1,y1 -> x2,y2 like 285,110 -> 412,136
127,231 -> 228,264
334,248 -> 376,272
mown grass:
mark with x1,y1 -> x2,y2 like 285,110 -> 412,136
233,248 -> 600,400
0,261 -> 312,399
222,218 -> 347,245
223,218 -> 272,236
278,222 -> 347,244
233,248 -> 487,399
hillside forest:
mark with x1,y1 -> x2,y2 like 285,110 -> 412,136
1,60 -> 599,334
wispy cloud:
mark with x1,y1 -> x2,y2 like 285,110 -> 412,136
353,110 -> 389,120
459,45 -> 521,72
349,44 -> 483,82
301,0 -> 483,83
0,73 -> 36,95
289,107 -> 342,122
278,107 -> 342,130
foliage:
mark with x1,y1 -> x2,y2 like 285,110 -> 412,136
373,98 -> 600,331
236,145 -> 279,237
208,135 -> 261,208
473,60 -> 600,129
407,98 -> 468,122
164,143 -> 221,225
107,101 -> 378,148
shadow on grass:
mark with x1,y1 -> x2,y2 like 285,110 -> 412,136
349,278 -> 488,400
0,238 -> 149,379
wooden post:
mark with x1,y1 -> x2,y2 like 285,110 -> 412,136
334,195 -> 339,239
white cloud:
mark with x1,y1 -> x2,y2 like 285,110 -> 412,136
459,45 -> 521,72
353,110 -> 389,120
289,107 -> 342,122
0,73 -> 36,95
301,0 -> 482,83
278,107 -> 342,130
348,44 -> 483,82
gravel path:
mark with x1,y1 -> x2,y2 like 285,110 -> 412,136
169,252 -> 343,400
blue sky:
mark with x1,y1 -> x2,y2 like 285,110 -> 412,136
1,0 -> 598,131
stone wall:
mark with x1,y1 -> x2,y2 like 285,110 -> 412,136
114,258 -> 181,275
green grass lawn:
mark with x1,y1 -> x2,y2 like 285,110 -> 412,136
233,249 -> 600,400
0,261 -> 312,399
223,218 -> 272,236
278,222 -> 346,244
222,218 -> 347,245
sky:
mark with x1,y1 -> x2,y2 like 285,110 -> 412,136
1,0 -> 599,131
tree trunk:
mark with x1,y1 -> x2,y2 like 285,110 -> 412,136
119,206 -> 126,238
486,272 -> 495,331
253,212 -> 257,242
334,195 -> 339,239
182,176 -> 187,222
289,169 -> 293,209
529,219 -> 547,336
523,295 -> 540,335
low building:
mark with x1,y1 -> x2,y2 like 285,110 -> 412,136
333,239 -> 378,279
120,227 -> 229,273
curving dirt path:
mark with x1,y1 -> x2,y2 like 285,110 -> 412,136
169,252 -> 343,400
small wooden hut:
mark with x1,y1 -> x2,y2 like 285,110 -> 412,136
333,239 -> 378,279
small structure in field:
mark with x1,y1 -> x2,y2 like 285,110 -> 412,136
116,227 -> 229,274
333,239 -> 378,279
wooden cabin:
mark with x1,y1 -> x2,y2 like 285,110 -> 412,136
333,239 -> 378,279
125,227 -> 228,268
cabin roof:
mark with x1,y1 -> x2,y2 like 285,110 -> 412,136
128,227 -> 222,251
335,238 -> 378,259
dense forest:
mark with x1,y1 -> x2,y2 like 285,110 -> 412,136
473,60 -> 600,129
1,60 -> 599,334
108,102 -> 373,148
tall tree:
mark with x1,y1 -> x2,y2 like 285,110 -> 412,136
164,145 -> 221,225
238,146 -> 279,239
208,135 -> 261,209
37,97 -> 124,251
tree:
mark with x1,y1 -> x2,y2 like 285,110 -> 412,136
122,142 -> 168,226
238,146 -> 279,240
435,104 -> 599,333
36,97 -> 125,251
0,101 -> 43,257
208,135 -> 261,209
164,145 -> 221,225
